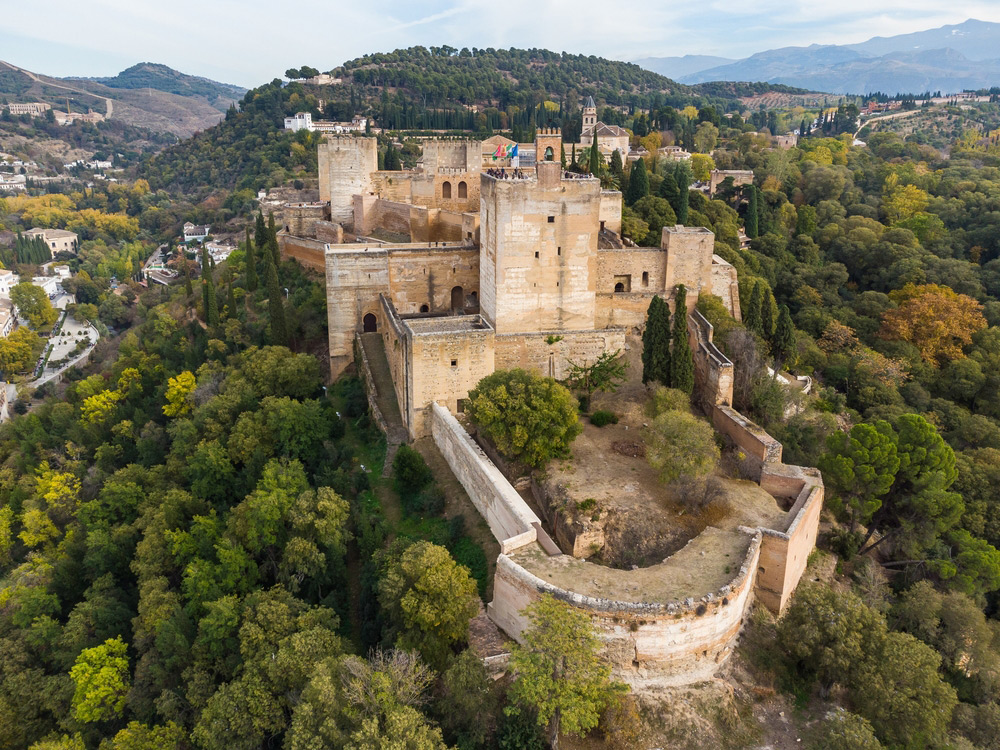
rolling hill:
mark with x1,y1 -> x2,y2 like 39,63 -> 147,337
0,61 -> 245,137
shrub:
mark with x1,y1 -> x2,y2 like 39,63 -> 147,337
393,444 -> 433,498
806,710 -> 883,750
452,537 -> 489,598
645,410 -> 719,485
590,410 -> 618,427
465,369 -> 581,468
646,386 -> 690,417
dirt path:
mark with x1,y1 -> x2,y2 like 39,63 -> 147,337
0,60 -> 114,118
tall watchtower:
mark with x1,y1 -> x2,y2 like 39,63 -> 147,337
479,130 -> 603,334
582,95 -> 597,133
318,136 -> 377,227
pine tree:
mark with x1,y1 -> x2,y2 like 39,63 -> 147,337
669,285 -> 694,394
745,281 -> 764,336
625,158 -> 649,206
245,227 -> 258,292
265,254 -> 288,346
267,213 -> 280,265
674,162 -> 691,225
589,131 -> 600,176
772,305 -> 796,372
641,295 -> 671,386
745,186 -> 759,239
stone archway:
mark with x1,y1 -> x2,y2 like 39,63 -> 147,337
363,313 -> 377,332
451,286 -> 464,314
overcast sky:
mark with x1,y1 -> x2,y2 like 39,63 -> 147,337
3,1 -> 1000,87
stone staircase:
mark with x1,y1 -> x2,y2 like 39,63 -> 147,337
358,332 -> 409,476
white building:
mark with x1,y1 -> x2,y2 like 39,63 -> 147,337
6,102 -> 50,116
284,112 -> 313,132
205,240 -> 235,264
24,228 -> 78,255
0,174 -> 26,192
0,302 -> 15,338
183,222 -> 211,243
0,270 -> 19,298
51,265 -> 71,280
31,276 -> 58,296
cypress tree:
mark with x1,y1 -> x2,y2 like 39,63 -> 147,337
625,158 -> 649,206
201,248 -> 210,316
184,264 -> 193,298
745,185 -> 759,239
205,276 -> 219,327
641,295 -> 671,386
745,281 -> 764,336
669,285 -> 694,394
571,143 -> 577,167
772,305 -> 795,372
227,282 -> 237,320
560,143 -> 566,168
254,210 -> 267,252
589,131 -> 600,176
245,227 -> 258,292
674,162 -> 691,225
610,149 -> 624,187
265,254 -> 288,346
658,171 -> 679,208
267,213 -> 280,266
760,285 -> 775,341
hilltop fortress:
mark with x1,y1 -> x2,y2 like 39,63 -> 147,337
279,130 -> 822,686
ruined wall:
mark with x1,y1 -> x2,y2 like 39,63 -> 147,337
489,538 -> 762,685
712,405 -> 783,471
318,137 -> 377,226
711,256 -> 742,320
431,403 -> 538,552
663,226 -> 715,306
494,328 -> 626,380
480,168 -> 604,334
279,233 -> 327,273
599,191 -> 622,235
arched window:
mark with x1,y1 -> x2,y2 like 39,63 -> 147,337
363,313 -> 377,332
458,181 -> 468,199
419,304 -> 429,313
614,282 -> 625,293
544,147 -> 554,161
451,286 -> 464,314
442,181 -> 452,199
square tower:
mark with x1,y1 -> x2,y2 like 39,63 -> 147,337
318,136 -> 378,226
479,152 -> 603,334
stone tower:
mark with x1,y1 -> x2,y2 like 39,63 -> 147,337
318,136 -> 377,227
582,95 -> 597,132
479,130 -> 602,334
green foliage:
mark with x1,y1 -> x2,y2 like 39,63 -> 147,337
465,369 -> 582,468
745,185 -> 760,239
642,295 -> 671,386
393,445 -> 433,500
11,283 -> 58,329
819,421 -> 899,531
670,285 -> 694,393
563,349 -> 627,411
509,595 -> 626,745
378,541 -> 479,669
625,158 -> 649,206
645,410 -> 719,485
589,410 -> 618,427
69,636 -> 130,722
646,386 -> 691,417
806,711 -> 883,750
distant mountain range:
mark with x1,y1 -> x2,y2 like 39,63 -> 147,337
637,19 -> 1000,95
0,61 -> 245,137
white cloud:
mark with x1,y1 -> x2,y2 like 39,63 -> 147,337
3,0 -> 1000,85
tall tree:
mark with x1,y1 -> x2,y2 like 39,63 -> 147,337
641,295 -> 671,386
267,212 -> 281,266
625,158 -> 649,206
508,595 -> 624,749
771,305 -> 795,372
669,285 -> 694,394
744,282 -> 764,336
588,131 -> 600,176
254,210 -> 267,253
745,185 -> 759,239
245,226 -> 258,292
609,149 -> 623,188
658,171 -> 679,208
673,161 -> 691,224
265,254 -> 288,346
760,283 -> 775,340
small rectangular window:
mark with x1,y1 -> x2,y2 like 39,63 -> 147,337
547,216 -> 555,223
451,359 -> 458,367
557,247 -> 561,255
534,251 -> 539,259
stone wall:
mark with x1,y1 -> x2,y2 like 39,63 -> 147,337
494,328 -> 626,380
318,136 -> 377,225
431,403 -> 538,552
277,203 -> 329,237
689,310 -> 735,408
599,190 -> 623,235
710,255 -> 741,320
663,226 -> 715,306
279,233 -> 326,273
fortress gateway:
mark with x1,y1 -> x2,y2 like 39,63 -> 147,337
279,131 -> 822,686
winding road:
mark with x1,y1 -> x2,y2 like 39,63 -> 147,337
0,60 -> 113,118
